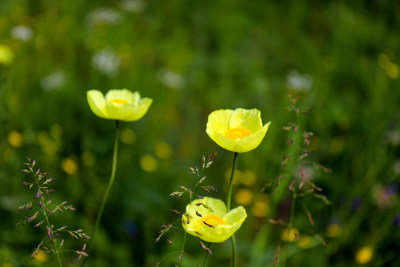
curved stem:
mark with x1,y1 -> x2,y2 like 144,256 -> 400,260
226,152 -> 238,211
202,243 -> 212,267
90,120 -> 120,249
227,152 -> 238,267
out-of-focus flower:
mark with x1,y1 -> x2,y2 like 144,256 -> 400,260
206,108 -> 271,153
82,151 -> 96,167
326,223 -> 342,238
33,249 -> 48,262
154,141 -> 172,159
251,195 -> 269,218
234,188 -> 253,206
11,25 -> 33,42
373,183 -> 397,209
120,128 -> 136,144
355,246 -> 373,264
378,53 -> 399,79
87,89 -> 152,121
119,0 -> 146,13
61,158 -> 78,175
41,70 -> 66,91
226,169 -> 257,187
140,155 -> 157,172
37,131 -> 60,156
286,70 -> 313,91
298,235 -> 313,249
0,44 -> 14,66
8,131 -> 23,147
157,69 -> 185,90
281,228 -> 299,242
86,8 -> 122,27
91,48 -> 121,77
182,197 -> 247,243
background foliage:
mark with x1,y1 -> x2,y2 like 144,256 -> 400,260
1,0 -> 399,266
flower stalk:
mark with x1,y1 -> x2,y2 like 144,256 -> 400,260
90,120 -> 120,249
227,152 -> 238,267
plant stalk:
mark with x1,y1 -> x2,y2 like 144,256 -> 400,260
33,171 -> 63,267
90,120 -> 120,251
227,152 -> 238,267
202,243 -> 212,267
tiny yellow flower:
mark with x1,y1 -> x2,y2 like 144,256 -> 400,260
234,188 -> 253,206
140,154 -> 158,172
182,197 -> 247,243
281,227 -> 299,242
355,246 -> 373,264
87,89 -> 152,121
33,249 -> 48,262
61,158 -> 78,175
251,195 -> 269,218
326,223 -> 342,238
0,44 -> 14,66
206,108 -> 271,153
298,235 -> 313,249
154,141 -> 173,159
8,131 -> 23,147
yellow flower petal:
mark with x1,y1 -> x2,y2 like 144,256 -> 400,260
87,90 -> 107,119
206,108 -> 271,153
355,246 -> 373,264
182,197 -> 247,243
87,89 -> 152,121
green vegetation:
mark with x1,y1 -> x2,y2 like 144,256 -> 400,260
1,0 -> 399,266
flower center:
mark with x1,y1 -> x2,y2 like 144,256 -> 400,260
225,127 -> 251,140
202,215 -> 226,226
109,99 -> 130,104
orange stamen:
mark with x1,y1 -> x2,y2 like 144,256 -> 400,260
109,99 -> 130,104
202,215 -> 226,226
225,127 -> 251,140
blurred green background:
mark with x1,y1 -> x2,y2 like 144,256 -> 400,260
1,0 -> 399,266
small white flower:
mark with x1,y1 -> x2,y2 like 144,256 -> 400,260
286,70 -> 313,91
11,25 -> 33,42
92,48 -> 121,77
118,0 -> 146,13
41,71 -> 66,91
157,69 -> 185,90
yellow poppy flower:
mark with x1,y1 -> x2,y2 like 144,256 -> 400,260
182,197 -> 247,243
87,89 -> 152,121
206,108 -> 271,153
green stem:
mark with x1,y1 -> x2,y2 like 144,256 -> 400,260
227,152 -> 238,211
283,190 -> 296,267
202,243 -> 212,267
231,235 -> 237,267
179,231 -> 187,267
45,212 -> 63,267
90,120 -> 120,249
227,152 -> 238,267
